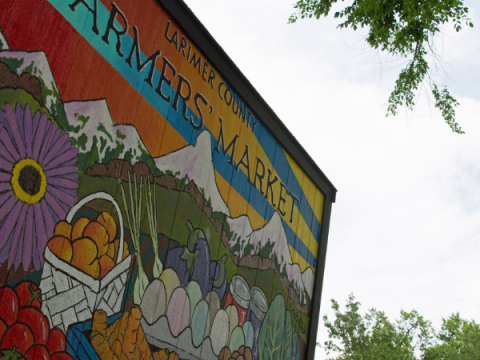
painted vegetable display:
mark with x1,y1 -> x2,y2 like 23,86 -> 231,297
164,246 -> 191,287
210,254 -> 228,300
141,279 -> 167,325
258,294 -> 285,360
146,177 -> 163,278
283,310 -> 293,360
120,172 -> 148,305
91,308 -> 153,360
166,288 -> 190,337
187,221 -> 211,299
190,300 -> 211,347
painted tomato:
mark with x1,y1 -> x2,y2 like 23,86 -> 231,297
25,345 -> 51,360
0,318 -> 7,344
0,323 -> 34,354
0,287 -> 19,326
50,352 -> 73,360
46,329 -> 66,353
17,307 -> 50,345
15,281 -> 41,309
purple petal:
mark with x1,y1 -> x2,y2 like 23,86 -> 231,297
42,133 -> 69,166
0,171 -> 12,182
0,123 -> 21,161
16,103 -> 26,146
52,172 -> 80,182
31,109 -> 41,135
5,103 -> 26,158
0,130 -> 16,163
24,104 -> 35,158
37,122 -> 57,164
0,199 -> 24,252
33,202 -> 47,267
0,182 -> 12,193
40,199 -> 58,238
44,147 -> 79,171
0,231 -> 12,264
22,206 -> 34,271
31,228 -> 41,270
46,176 -> 79,190
46,184 -> 77,206
9,203 -> 27,271
45,166 -> 79,177
51,157 -> 78,169
0,158 -> 13,173
43,192 -> 68,221
0,192 -> 17,224
32,114 -> 48,161
41,126 -> 63,163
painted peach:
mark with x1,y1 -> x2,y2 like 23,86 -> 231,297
84,259 -> 101,279
83,221 -> 109,256
47,236 -> 73,262
96,211 -> 117,242
53,221 -> 72,240
123,240 -> 129,260
98,255 -> 115,278
71,217 -> 90,241
106,241 -> 116,259
71,238 -> 98,275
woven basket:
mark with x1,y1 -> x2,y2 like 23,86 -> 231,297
39,192 -> 132,333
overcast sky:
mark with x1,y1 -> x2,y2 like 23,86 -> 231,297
182,0 -> 480,357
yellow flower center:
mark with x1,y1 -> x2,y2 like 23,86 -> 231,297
11,158 -> 47,205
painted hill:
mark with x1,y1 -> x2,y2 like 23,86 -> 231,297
154,130 -> 230,216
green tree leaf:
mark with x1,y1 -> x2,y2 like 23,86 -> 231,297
289,0 -> 473,134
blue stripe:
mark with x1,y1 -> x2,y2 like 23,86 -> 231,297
48,0 -> 318,267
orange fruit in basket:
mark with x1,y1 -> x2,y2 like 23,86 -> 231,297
84,259 -> 101,279
98,255 -> 115,278
123,241 -> 129,260
83,221 -> 109,256
71,238 -> 98,275
106,241 -> 116,260
71,217 -> 90,241
54,221 -> 72,240
48,236 -> 73,262
96,212 -> 117,243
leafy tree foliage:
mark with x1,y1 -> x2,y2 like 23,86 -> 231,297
289,0 -> 474,134
320,294 -> 480,360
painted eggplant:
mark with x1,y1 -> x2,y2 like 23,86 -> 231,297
210,254 -> 228,301
186,220 -> 212,298
164,246 -> 199,288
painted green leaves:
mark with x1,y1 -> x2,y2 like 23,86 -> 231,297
259,295 -> 285,360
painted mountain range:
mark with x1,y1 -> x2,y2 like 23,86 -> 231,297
63,99 -> 151,167
154,130 -> 230,216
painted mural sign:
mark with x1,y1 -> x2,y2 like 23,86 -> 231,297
0,0 -> 334,359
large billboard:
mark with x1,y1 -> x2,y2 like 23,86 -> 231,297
0,0 -> 336,359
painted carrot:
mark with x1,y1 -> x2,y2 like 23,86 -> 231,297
122,307 -> 142,357
133,344 -> 141,360
92,310 -> 108,337
136,325 -> 153,360
112,339 -> 124,359
109,312 -> 129,348
91,331 -> 119,360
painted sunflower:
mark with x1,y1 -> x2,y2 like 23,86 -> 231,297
0,103 -> 79,271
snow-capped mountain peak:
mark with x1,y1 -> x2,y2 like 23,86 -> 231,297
154,130 -> 230,216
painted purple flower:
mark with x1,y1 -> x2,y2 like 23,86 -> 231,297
0,103 -> 79,271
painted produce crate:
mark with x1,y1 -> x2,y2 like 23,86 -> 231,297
66,312 -> 123,359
